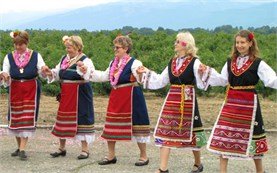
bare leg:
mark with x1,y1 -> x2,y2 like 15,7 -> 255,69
253,158 -> 264,173
192,150 -> 201,166
81,141 -> 89,153
137,142 -> 148,160
107,141 -> 116,160
59,138 -> 66,150
19,137 -> 28,151
220,155 -> 228,173
15,137 -> 21,149
159,147 -> 170,171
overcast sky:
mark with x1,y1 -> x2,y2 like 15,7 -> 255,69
0,0 -> 120,14
0,0 -> 274,14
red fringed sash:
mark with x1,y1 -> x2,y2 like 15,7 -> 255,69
101,86 -> 133,141
208,90 -> 256,157
52,83 -> 79,138
9,80 -> 37,129
154,85 -> 195,142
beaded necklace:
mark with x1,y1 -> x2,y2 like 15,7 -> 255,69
13,49 -> 32,73
109,55 -> 130,86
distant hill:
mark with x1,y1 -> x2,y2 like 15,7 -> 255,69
6,1 -> 277,31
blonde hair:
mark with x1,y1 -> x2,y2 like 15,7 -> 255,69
231,30 -> 259,61
11,30 -> 29,45
113,35 -> 133,54
176,32 -> 198,57
63,35 -> 84,52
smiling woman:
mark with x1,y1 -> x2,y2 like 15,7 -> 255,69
1,30 -> 46,160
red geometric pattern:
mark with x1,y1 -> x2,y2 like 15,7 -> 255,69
171,56 -> 193,77
231,57 -> 254,76
101,86 -> 133,141
154,85 -> 194,142
9,80 -> 37,129
208,90 -> 256,156
52,83 -> 79,138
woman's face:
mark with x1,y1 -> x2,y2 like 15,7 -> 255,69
114,43 -> 127,58
14,43 -> 27,54
235,36 -> 252,56
174,39 -> 185,53
65,43 -> 79,58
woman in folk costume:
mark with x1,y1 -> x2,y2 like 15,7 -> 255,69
137,32 -> 207,173
1,30 -> 46,160
200,30 -> 277,173
42,35 -> 95,159
78,35 -> 150,166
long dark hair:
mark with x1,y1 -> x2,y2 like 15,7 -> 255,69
231,30 -> 259,61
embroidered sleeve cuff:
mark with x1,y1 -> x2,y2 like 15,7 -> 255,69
47,70 -> 56,83
142,70 -> 152,89
201,66 -> 212,91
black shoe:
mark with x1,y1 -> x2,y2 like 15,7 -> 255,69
98,157 -> 117,165
158,168 -> 169,173
190,164 -> 203,173
77,151 -> 89,160
11,149 -> 20,157
50,149 -> 66,158
18,150 -> 27,160
135,159 -> 149,166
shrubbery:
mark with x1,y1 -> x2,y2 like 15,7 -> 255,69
0,26 -> 276,99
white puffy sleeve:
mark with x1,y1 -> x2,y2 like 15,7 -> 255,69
76,58 -> 95,80
258,60 -> 277,89
142,66 -> 170,90
193,59 -> 206,90
207,62 -> 229,88
2,55 -> 10,74
88,61 -> 111,82
131,59 -> 143,81
47,62 -> 61,83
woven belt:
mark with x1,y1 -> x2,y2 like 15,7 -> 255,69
229,85 -> 255,90
60,80 -> 89,84
171,84 -> 194,88
12,77 -> 37,82
112,82 -> 139,89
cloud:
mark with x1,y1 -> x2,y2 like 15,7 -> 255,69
0,0 -> 121,14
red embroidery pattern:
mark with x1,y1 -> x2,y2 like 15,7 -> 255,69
171,56 -> 193,77
231,57 -> 254,76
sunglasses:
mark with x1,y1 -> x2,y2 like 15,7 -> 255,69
175,40 -> 187,46
113,46 -> 123,50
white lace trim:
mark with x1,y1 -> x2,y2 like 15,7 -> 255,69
8,130 -> 35,138
131,136 -> 151,143
75,133 -> 95,144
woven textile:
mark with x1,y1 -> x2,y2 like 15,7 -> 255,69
208,90 -> 257,157
101,86 -> 133,141
52,83 -> 79,138
154,85 -> 195,142
9,80 -> 37,129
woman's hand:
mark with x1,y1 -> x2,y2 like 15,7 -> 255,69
77,61 -> 88,74
0,72 -> 4,82
41,66 -> 52,77
136,66 -> 148,74
0,72 -> 10,82
198,64 -> 207,78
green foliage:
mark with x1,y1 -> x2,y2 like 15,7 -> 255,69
0,26 -> 276,99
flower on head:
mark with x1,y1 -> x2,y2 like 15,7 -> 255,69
248,33 -> 254,41
181,41 -> 187,47
62,35 -> 70,43
9,31 -> 20,38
